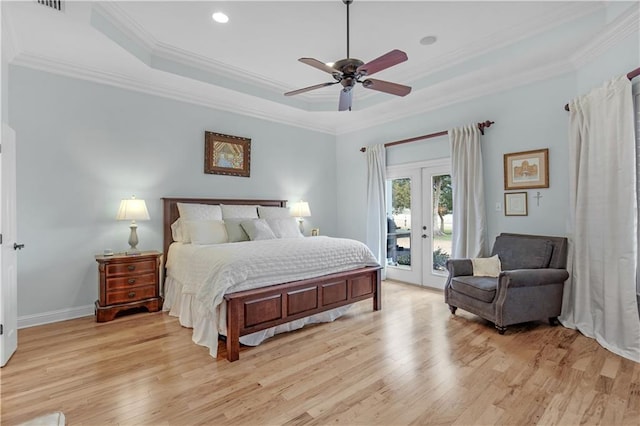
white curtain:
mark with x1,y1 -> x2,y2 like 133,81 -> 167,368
365,144 -> 387,277
560,75 -> 640,362
449,124 -> 487,258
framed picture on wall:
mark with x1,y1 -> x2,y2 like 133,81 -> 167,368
504,192 -> 528,216
503,148 -> 549,190
204,131 -> 251,177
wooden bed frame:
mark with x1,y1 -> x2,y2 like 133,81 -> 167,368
162,197 -> 382,361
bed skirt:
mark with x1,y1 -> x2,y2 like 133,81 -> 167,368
162,276 -> 351,358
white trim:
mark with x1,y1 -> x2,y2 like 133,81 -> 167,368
5,2 -> 632,136
570,4 -> 639,68
18,305 -> 95,329
396,2 -> 604,84
10,51 -> 337,135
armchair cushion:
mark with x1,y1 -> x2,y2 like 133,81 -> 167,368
491,235 -> 553,270
501,268 -> 570,288
450,276 -> 497,303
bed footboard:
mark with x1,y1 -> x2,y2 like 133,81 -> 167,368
224,266 -> 382,362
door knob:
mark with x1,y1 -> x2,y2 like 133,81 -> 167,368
422,234 -> 428,239
13,243 -> 25,250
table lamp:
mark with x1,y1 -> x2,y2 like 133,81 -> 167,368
291,201 -> 311,234
116,196 -> 150,255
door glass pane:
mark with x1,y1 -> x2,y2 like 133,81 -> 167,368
387,177 -> 411,269
432,174 -> 452,273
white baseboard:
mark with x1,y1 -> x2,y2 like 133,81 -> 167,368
18,305 -> 95,329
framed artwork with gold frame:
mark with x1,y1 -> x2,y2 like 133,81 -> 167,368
204,131 -> 251,177
503,148 -> 549,190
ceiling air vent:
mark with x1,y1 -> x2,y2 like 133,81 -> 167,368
36,0 -> 64,12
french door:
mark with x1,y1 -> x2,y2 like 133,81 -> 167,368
385,159 -> 451,289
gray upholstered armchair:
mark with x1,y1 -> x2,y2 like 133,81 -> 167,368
444,233 -> 569,334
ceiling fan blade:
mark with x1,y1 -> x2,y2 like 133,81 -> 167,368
284,82 -> 338,96
356,49 -> 408,76
338,88 -> 353,111
361,79 -> 412,97
299,58 -> 338,75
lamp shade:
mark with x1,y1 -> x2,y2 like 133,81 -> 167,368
116,197 -> 150,221
291,201 -> 311,218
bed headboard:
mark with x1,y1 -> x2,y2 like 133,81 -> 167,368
161,197 -> 287,270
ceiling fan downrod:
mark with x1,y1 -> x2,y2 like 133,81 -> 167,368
344,0 -> 353,59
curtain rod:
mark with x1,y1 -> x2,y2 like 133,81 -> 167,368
564,66 -> 640,111
359,120 -> 495,153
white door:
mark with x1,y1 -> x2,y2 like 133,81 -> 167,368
1,123 -> 18,367
421,165 -> 451,290
385,159 -> 451,288
385,168 -> 422,285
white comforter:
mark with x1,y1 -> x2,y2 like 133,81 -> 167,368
164,236 -> 379,356
166,236 -> 379,315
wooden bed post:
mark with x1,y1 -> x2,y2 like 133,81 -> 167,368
226,299 -> 241,362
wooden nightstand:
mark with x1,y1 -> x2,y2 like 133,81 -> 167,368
95,251 -> 163,322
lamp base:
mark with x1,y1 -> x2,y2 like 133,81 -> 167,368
127,223 -> 141,255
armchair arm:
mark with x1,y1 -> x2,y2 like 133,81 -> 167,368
499,268 -> 569,288
446,259 -> 473,277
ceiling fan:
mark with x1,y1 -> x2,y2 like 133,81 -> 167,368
284,0 -> 411,111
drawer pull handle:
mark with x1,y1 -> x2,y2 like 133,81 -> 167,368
127,265 -> 136,271
128,278 -> 136,284
128,291 -> 136,298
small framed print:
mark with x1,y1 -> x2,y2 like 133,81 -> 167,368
505,192 -> 528,216
311,228 -> 320,237
504,148 -> 549,190
204,131 -> 251,177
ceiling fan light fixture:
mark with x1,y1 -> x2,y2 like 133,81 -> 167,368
212,12 -> 229,24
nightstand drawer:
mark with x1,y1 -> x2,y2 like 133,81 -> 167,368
106,260 -> 156,277
106,273 -> 157,291
106,285 -> 157,305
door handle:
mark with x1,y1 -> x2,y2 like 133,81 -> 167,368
13,243 -> 25,250
422,234 -> 428,239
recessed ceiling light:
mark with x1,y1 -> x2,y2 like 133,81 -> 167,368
420,35 -> 438,46
212,12 -> 229,24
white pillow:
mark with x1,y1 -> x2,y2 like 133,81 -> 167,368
472,255 -> 502,277
177,203 -> 222,221
170,218 -> 187,243
184,220 -> 228,245
224,218 -> 250,242
258,206 -> 292,219
221,204 -> 259,219
266,218 -> 303,239
240,219 -> 277,241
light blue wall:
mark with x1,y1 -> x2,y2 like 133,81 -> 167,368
7,2 -> 638,320
337,73 -> 575,252
9,67 -> 337,317
336,6 -> 639,255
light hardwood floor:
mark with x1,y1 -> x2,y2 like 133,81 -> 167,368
1,281 -> 639,425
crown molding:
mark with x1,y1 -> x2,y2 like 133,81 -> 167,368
92,1 -> 605,107
570,4 -> 640,68
10,51 -> 337,135
334,55 -> 576,135
391,2 -> 605,84
92,2 -> 156,53
8,1 -> 633,138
